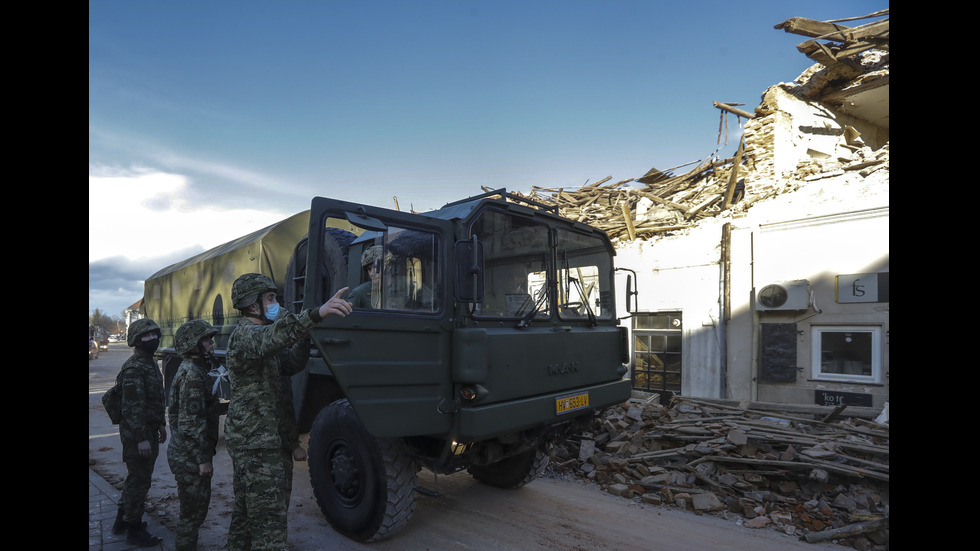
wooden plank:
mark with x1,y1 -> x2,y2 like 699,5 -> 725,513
774,16 -> 888,44
712,101 -> 755,120
632,189 -> 688,212
621,203 -> 636,241
721,137 -> 744,210
805,518 -> 888,543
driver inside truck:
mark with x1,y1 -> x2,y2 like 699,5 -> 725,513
346,245 -> 388,309
347,243 -> 436,312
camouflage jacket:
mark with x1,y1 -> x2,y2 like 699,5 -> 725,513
117,349 -> 166,460
224,308 -> 319,451
167,356 -> 221,468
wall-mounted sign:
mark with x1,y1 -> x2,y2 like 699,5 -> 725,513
836,272 -> 889,303
815,389 -> 872,408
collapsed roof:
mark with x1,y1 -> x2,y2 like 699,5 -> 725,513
491,9 -> 889,243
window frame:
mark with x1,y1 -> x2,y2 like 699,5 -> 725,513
555,228 -> 614,322
810,325 -> 883,384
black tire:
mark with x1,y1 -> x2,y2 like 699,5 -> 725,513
308,399 -> 417,542
467,448 -> 550,489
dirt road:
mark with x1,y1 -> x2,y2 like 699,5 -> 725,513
89,344 -> 842,550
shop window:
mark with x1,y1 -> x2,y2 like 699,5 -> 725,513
811,326 -> 882,383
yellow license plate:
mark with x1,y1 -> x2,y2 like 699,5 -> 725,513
556,392 -> 589,415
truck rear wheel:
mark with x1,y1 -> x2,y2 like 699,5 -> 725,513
308,399 -> 418,542
467,448 -> 550,488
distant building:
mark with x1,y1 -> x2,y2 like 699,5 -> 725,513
124,298 -> 144,337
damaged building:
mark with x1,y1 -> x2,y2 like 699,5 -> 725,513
485,10 -> 889,547
504,9 -> 889,416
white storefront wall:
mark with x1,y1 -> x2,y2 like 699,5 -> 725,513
615,204 -> 889,409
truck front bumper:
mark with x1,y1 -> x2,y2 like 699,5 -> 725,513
456,378 -> 632,442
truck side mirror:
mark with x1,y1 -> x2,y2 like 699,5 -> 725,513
455,238 -> 484,302
626,275 -> 635,312
616,267 -> 638,313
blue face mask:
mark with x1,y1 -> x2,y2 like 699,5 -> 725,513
264,302 -> 281,322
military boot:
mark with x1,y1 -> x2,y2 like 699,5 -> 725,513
127,520 -> 163,547
111,508 -> 126,534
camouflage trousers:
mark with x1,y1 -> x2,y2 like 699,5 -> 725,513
227,447 -> 288,551
121,451 -> 158,523
172,467 -> 213,551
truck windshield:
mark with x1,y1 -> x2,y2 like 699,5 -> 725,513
468,208 -> 551,320
556,229 -> 613,321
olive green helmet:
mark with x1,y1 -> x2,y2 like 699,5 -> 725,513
127,318 -> 161,347
361,245 -> 393,269
361,245 -> 383,267
174,319 -> 218,355
232,273 -> 278,309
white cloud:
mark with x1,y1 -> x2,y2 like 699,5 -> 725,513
89,170 -> 289,263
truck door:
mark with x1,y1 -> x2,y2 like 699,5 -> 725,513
304,196 -> 457,438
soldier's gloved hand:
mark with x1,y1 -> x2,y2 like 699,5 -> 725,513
137,440 -> 152,458
158,425 -> 168,444
199,462 -> 213,476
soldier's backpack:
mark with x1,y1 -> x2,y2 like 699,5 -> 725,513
101,381 -> 122,425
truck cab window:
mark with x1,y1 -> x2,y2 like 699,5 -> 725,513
556,229 -> 613,321
468,208 -> 551,320
346,225 -> 439,314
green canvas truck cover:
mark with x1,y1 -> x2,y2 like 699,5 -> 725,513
142,210 -> 311,351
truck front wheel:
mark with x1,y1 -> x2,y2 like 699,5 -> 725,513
467,448 -> 550,488
308,399 -> 418,542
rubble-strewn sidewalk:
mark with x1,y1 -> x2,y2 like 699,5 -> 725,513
548,394 -> 888,549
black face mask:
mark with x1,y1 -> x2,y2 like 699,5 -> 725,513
138,336 -> 160,353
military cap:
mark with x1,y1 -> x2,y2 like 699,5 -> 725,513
127,318 -> 161,347
231,273 -> 278,309
174,319 -> 218,355
361,245 -> 395,268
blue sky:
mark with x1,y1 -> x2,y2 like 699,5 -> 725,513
89,0 -> 887,319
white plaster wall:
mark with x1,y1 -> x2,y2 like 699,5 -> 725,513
613,158 -> 888,405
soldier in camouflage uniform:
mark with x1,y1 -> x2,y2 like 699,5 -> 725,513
278,364 -> 306,512
346,245 -> 385,308
167,319 -> 222,551
224,273 -> 352,551
112,318 -> 168,548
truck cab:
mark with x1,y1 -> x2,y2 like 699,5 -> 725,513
290,190 -> 631,541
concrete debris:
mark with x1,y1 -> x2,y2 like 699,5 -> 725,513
547,394 -> 888,549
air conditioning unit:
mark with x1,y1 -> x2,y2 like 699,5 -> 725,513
756,280 -> 810,311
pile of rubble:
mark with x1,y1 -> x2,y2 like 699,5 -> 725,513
548,395 -> 889,549
480,137 -> 888,245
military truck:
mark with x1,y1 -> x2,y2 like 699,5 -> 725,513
142,189 -> 633,542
